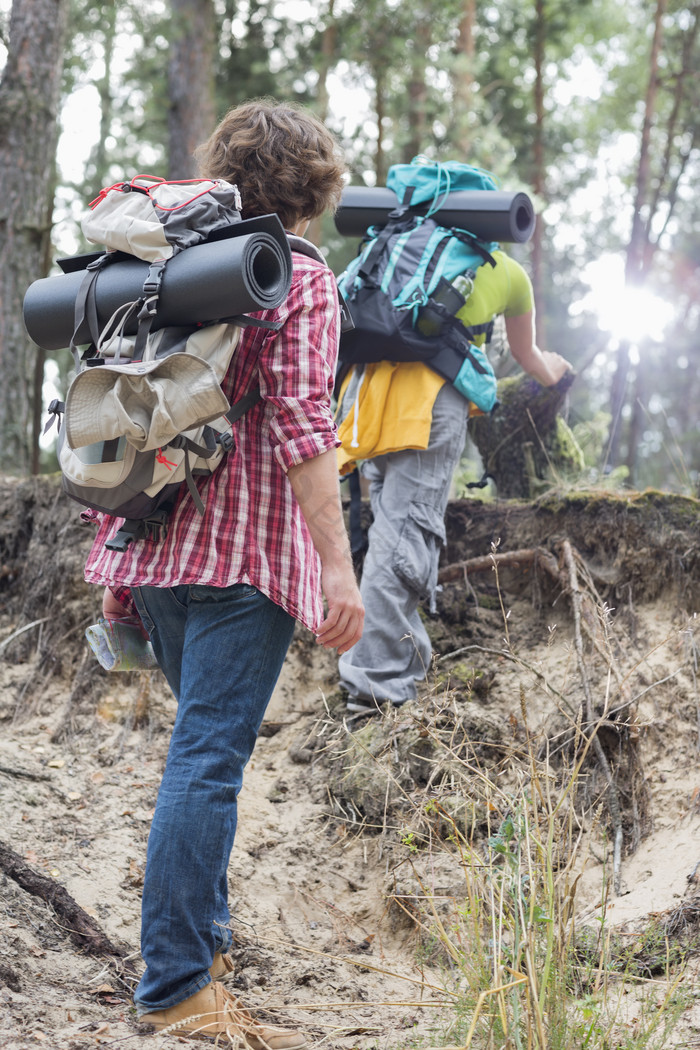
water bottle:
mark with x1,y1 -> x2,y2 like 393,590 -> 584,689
417,272 -> 475,337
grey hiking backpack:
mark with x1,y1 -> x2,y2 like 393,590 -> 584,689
27,175 -> 297,552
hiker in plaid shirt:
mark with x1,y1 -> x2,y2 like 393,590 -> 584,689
85,100 -> 363,1048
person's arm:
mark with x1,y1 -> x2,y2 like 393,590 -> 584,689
504,311 -> 571,387
287,448 -> 364,655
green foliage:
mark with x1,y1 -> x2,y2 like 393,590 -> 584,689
11,0 -> 698,487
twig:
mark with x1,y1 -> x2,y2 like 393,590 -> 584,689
437,643 -> 577,715
0,617 -> 50,654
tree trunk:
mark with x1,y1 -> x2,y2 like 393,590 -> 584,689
531,0 -> 547,349
404,17 -> 430,161
452,0 -> 476,156
626,0 -> 666,287
0,0 -> 68,475
606,0 -> 666,469
168,0 -> 217,179
606,337 -> 631,471
374,65 -> 387,185
86,0 -> 117,200
624,356 -> 646,486
306,0 -> 336,247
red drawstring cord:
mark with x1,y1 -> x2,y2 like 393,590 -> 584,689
155,449 -> 178,471
89,175 -> 220,212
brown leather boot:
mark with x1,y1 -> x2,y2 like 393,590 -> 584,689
141,980 -> 307,1048
210,951 -> 235,979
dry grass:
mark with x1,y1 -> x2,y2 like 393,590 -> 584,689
316,549 -> 700,1049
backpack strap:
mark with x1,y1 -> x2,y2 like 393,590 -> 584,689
347,468 -> 367,565
286,234 -> 326,264
220,385 -> 262,444
425,299 -> 496,345
215,314 -> 283,331
449,228 -> 498,268
70,253 -> 119,367
356,187 -> 416,284
70,253 -> 170,366
287,233 -> 355,334
105,509 -> 172,552
132,260 -> 168,358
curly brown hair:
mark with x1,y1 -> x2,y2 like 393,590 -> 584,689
194,99 -> 346,231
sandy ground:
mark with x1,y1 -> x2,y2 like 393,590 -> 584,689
2,488 -> 700,1048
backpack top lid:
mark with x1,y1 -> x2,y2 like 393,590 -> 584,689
386,156 -> 500,213
82,175 -> 244,263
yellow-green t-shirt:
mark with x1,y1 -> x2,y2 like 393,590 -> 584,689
336,251 -> 534,474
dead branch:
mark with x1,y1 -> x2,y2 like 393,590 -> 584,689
438,546 -> 562,586
0,764 -> 51,782
0,838 -> 135,976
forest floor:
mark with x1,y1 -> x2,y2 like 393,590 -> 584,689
2,476 -> 700,1049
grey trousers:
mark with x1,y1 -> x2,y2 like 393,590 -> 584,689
339,382 -> 469,705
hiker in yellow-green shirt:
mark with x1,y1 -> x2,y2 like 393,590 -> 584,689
336,248 -> 570,715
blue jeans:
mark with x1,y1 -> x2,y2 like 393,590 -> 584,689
130,583 -> 296,1014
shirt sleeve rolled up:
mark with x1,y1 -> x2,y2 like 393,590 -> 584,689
257,262 -> 341,473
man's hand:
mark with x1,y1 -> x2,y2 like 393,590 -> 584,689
287,448 -> 365,654
102,587 -> 150,639
315,561 -> 364,654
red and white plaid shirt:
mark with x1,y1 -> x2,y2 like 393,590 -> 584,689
83,250 -> 341,633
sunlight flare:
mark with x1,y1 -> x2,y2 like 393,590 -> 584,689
580,254 -> 675,344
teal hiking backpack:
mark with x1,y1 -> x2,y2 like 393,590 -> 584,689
337,157 -> 500,412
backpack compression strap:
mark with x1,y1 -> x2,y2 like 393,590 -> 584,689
287,233 -> 355,334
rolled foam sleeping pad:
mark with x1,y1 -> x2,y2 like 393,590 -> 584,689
334,186 -> 536,243
23,214 -> 293,352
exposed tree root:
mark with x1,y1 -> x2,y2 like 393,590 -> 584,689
438,546 -> 561,586
560,539 -> 624,896
438,535 -> 650,894
0,838 -> 137,984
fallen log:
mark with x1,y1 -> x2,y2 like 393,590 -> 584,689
0,839 -> 135,974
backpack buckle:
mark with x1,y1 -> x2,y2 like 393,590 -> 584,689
142,260 -> 167,296
104,509 -> 171,552
43,398 -> 65,435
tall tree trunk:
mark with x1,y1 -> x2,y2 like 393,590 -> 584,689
168,0 -> 216,179
452,0 -> 476,157
606,0 -> 666,470
86,0 -> 117,200
624,356 -> 646,485
0,0 -> 68,474
404,17 -> 430,161
306,0 -> 336,247
315,0 -> 335,120
531,0 -> 547,349
642,5 -> 698,272
374,65 -> 387,185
